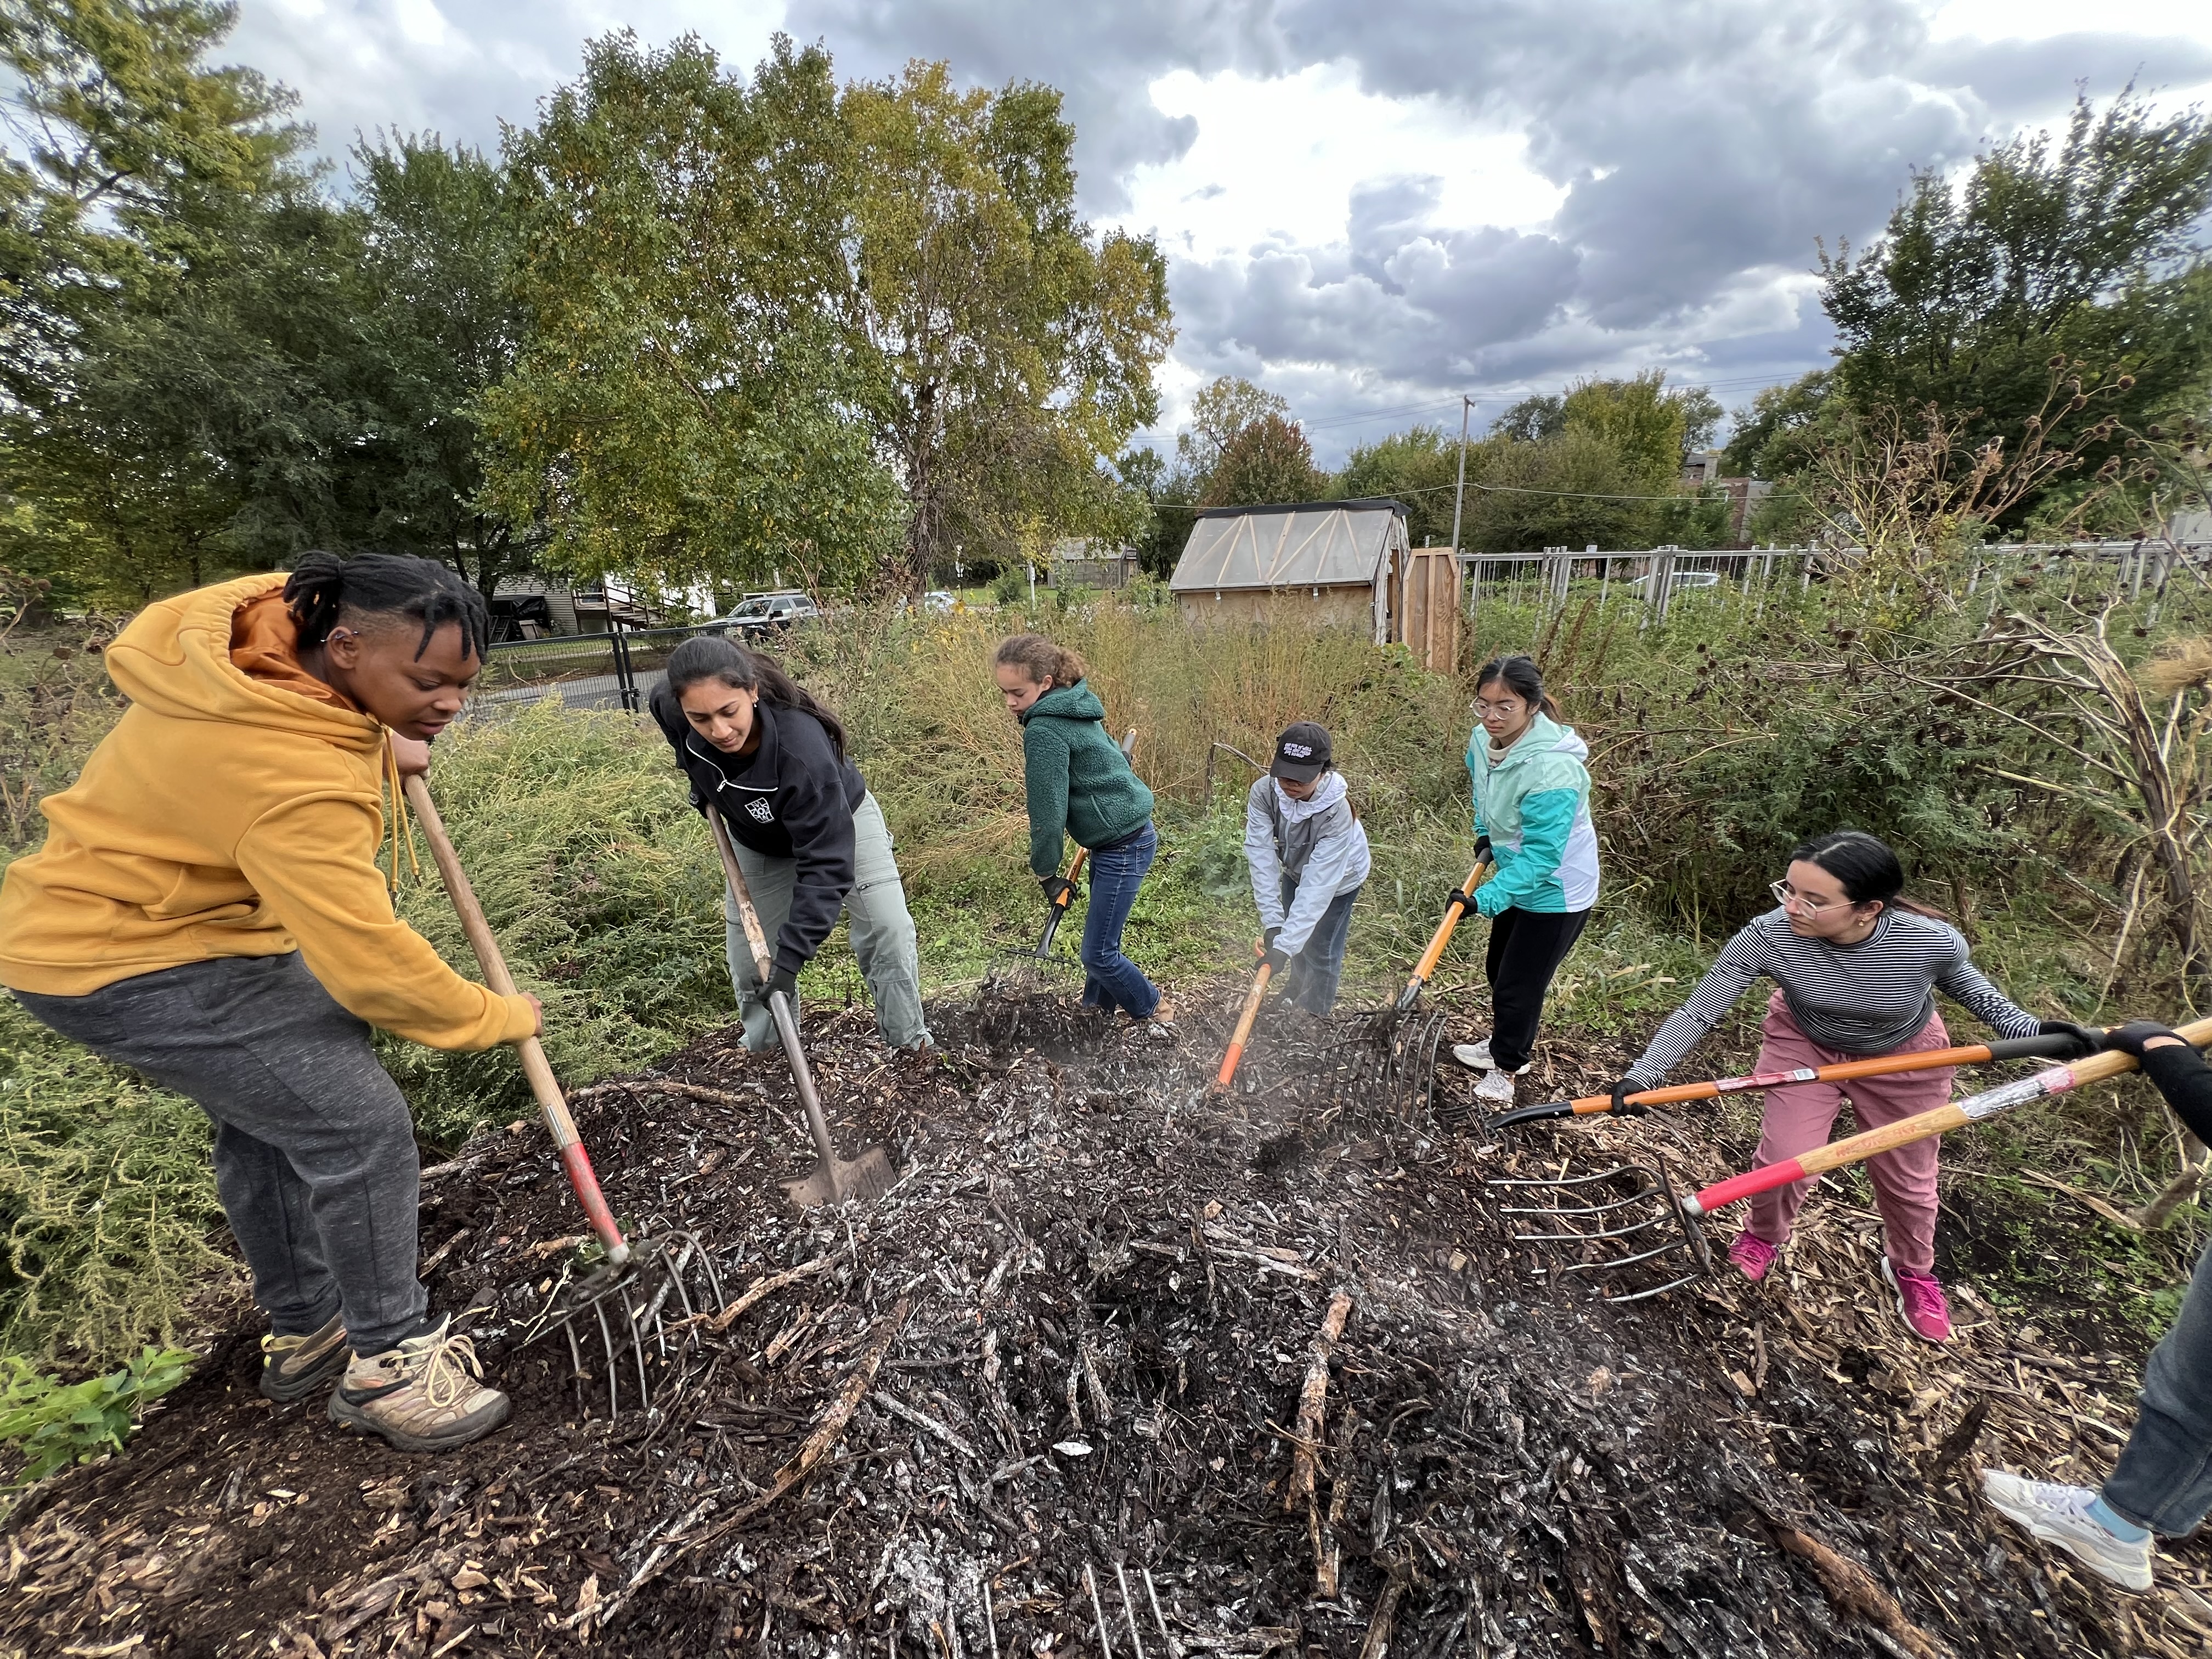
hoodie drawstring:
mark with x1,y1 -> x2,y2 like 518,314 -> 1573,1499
382,739 -> 422,894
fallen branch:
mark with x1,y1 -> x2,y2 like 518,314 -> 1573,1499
582,1297 -> 910,1630
1318,1407 -> 1359,1599
569,1078 -> 762,1111
873,1391 -> 979,1461
2011,1169 -> 2142,1232
682,1249 -> 851,1334
1288,1292 -> 1353,1514
1766,1520 -> 1949,1659
1356,1561 -> 1407,1659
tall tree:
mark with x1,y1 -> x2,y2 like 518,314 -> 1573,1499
1821,89 -> 2212,523
341,136 -> 531,600
1334,425 -> 1457,545
0,0 -> 353,603
482,33 -> 903,595
1198,413 -> 1323,509
840,63 -> 1172,586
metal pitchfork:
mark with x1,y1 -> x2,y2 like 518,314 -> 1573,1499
1491,1018 -> 2212,1301
406,775 -> 724,1419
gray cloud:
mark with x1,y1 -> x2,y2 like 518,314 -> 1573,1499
227,0 -> 2212,456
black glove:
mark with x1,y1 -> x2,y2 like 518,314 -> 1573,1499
753,964 -> 799,1008
1262,926 -> 1281,951
2106,1020 -> 2181,1058
1607,1077 -> 1649,1117
1041,876 -> 1078,910
1261,944 -> 1293,977
1442,886 -> 1474,917
2036,1018 -> 2108,1060
1473,834 -> 1493,863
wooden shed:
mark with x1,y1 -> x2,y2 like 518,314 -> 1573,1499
1167,499 -> 1459,667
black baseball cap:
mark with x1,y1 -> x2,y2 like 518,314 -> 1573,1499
1271,721 -> 1332,783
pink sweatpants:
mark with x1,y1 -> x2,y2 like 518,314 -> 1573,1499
1746,990 -> 1953,1274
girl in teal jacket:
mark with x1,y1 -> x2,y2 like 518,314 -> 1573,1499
1446,656 -> 1601,1106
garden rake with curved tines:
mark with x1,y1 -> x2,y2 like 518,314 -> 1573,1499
1490,1020 -> 2209,1302
405,775 -> 724,1420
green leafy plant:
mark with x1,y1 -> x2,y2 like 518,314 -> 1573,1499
1,1346 -> 193,1486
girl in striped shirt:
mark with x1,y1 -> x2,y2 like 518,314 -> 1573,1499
1613,830 -> 2101,1343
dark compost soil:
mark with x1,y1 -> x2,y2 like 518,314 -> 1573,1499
4,983 -> 2210,1659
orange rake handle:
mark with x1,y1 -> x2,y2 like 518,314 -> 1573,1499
1397,853 -> 1495,1014
1491,1029 -> 2090,1128
1684,1016 -> 2212,1217
1213,961 -> 1274,1093
405,774 -> 630,1268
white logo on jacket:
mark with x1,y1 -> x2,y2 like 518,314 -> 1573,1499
746,799 -> 774,823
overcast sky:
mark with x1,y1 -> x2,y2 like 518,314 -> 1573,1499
233,0 -> 2212,461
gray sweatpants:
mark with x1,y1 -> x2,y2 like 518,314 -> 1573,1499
13,952 -> 426,1352
723,791 -> 930,1051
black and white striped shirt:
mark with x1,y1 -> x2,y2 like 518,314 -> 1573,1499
1627,907 -> 2040,1085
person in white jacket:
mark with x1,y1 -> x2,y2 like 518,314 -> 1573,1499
1246,723 -> 1373,1013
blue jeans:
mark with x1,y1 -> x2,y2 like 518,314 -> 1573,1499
1278,874 -> 1361,1013
1080,822 -> 1159,1018
2103,1237 -> 2212,1535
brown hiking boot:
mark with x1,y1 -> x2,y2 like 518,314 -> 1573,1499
259,1313 -> 351,1402
328,1318 -> 510,1452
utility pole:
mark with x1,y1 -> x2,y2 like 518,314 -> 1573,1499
1448,394 -> 1472,557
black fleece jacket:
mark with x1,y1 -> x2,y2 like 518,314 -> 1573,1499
650,684 -> 867,977
2138,1041 -> 2212,1146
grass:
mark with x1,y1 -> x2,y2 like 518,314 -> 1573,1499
0,568 -> 2208,1364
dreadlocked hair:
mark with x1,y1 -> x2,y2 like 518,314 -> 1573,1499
665,634 -> 849,759
283,552 -> 492,663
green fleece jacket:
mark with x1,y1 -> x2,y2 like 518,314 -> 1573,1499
1018,681 -> 1153,878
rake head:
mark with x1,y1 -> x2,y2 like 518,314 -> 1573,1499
1486,1161 -> 1714,1302
517,1227 -> 725,1421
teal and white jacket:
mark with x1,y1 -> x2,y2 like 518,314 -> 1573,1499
1466,712 -> 1601,917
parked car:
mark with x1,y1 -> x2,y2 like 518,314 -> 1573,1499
1625,569 -> 1722,599
704,590 -> 822,637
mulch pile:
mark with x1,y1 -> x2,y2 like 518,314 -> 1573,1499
4,981 -> 2210,1659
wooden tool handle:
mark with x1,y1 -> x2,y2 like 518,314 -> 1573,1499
404,774 -> 629,1263
708,809 -> 777,983
1398,854 -> 1493,1011
1213,962 -> 1273,1093
704,807 -> 844,1193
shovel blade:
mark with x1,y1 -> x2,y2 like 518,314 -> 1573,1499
781,1146 -> 898,1210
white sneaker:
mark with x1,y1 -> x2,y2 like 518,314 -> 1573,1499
1451,1040 -> 1531,1074
1474,1068 -> 1517,1107
1980,1471 -> 2153,1592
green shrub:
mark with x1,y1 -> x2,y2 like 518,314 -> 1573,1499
0,1344 -> 193,1488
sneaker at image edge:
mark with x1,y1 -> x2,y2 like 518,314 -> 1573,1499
1451,1039 -> 1531,1075
328,1317 -> 510,1452
258,1312 -> 350,1403
1726,1232 -> 1779,1283
1980,1471 -> 2154,1592
1881,1258 -> 1954,1344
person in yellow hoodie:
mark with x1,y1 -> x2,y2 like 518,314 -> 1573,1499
0,553 -> 538,1453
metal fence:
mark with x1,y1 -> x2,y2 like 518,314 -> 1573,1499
470,622 -> 738,718
1460,539 -> 2212,626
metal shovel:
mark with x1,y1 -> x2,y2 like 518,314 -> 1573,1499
707,808 -> 896,1207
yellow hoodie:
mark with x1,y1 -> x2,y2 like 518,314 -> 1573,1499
0,573 -> 536,1051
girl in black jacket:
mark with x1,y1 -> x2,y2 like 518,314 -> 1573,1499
651,636 -> 928,1052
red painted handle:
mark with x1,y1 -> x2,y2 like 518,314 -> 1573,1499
1691,1159 -> 1808,1215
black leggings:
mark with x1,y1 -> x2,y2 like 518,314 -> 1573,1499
1484,906 -> 1591,1071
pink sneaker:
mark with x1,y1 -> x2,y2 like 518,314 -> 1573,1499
1882,1259 -> 1953,1344
1726,1232 -> 1779,1282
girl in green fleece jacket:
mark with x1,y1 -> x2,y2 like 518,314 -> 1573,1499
994,634 -> 1170,1033
1446,656 -> 1602,1107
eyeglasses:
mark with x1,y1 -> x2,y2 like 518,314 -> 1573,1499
1472,700 -> 1525,718
1769,878 -> 1855,917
